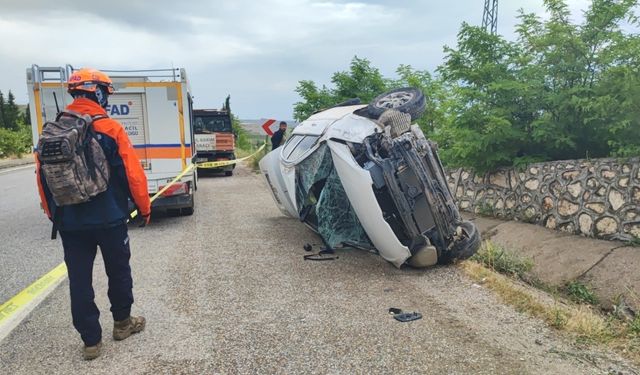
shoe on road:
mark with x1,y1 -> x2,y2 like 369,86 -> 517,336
113,316 -> 146,341
83,341 -> 102,360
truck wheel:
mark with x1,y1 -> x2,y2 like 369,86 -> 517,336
367,87 -> 426,121
225,170 -> 233,176
439,221 -> 481,264
193,170 -> 198,191
180,183 -> 195,215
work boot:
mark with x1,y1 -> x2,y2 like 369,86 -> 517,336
113,316 -> 146,341
83,341 -> 102,360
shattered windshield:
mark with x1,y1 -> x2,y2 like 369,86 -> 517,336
295,144 -> 372,249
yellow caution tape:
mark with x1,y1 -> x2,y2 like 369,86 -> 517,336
195,143 -> 266,169
129,143 -> 267,219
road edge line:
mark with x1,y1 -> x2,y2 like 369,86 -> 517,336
0,262 -> 67,343
0,164 -> 35,174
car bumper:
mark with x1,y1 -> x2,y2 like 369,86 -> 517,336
151,194 -> 193,210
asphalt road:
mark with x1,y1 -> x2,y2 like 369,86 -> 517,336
0,166 -> 63,303
0,165 -> 636,374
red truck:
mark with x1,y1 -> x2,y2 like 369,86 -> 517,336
193,97 -> 236,176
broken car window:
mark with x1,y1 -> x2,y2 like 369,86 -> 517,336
295,143 -> 372,249
283,135 -> 320,162
282,135 -> 304,159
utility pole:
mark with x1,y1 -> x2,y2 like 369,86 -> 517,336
482,0 -> 498,35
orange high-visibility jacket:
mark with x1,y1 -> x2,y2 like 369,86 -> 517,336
37,98 -> 151,230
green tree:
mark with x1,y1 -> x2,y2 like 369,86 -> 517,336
392,65 -> 452,137
0,91 -> 6,129
436,0 -> 640,171
293,80 -> 334,122
331,56 -> 387,103
437,23 -> 546,171
293,56 -> 389,122
23,103 -> 31,126
5,91 -> 21,131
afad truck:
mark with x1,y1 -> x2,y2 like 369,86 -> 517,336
193,96 -> 236,176
27,65 -> 196,215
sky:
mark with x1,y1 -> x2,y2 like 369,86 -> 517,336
0,0 -> 594,120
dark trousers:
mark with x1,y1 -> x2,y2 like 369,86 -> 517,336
60,224 -> 134,346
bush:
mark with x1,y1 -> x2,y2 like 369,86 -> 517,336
435,1 -> 640,172
0,126 -> 32,158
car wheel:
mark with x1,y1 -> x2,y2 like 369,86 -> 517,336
367,87 -> 426,121
439,220 -> 481,264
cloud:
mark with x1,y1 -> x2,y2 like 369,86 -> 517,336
0,0 -> 621,119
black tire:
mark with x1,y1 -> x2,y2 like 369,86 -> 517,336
439,221 -> 481,264
367,87 -> 426,121
179,183 -> 195,216
225,170 -> 233,176
193,170 -> 198,191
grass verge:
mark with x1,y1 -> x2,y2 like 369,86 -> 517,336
235,135 -> 270,172
462,241 -> 640,365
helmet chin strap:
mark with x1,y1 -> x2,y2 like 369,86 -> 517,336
94,87 -> 109,108
71,87 -> 109,108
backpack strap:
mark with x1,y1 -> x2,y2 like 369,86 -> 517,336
55,110 -> 84,122
50,206 -> 63,240
83,117 -> 111,187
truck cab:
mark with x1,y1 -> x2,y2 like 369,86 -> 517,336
193,107 -> 236,176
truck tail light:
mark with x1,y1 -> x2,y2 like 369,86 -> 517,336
159,182 -> 188,197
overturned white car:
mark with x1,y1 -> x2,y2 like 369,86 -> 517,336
260,88 -> 480,268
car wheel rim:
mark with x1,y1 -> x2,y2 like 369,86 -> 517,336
375,92 -> 414,109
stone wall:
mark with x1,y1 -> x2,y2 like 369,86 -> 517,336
446,157 -> 640,241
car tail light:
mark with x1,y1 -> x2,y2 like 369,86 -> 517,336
159,182 -> 188,197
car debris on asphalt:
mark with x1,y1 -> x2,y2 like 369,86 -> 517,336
388,308 -> 423,323
302,244 -> 339,261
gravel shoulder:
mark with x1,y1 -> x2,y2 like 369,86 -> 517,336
0,164 -> 637,374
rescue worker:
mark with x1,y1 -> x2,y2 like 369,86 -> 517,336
271,121 -> 287,150
36,68 -> 150,360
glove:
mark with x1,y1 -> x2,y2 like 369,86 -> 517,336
139,212 -> 151,228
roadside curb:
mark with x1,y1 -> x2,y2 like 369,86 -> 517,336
0,157 -> 34,170
465,213 -> 640,312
